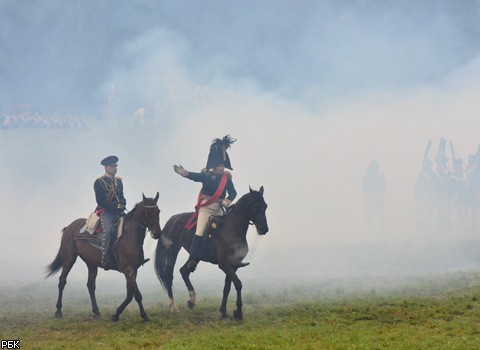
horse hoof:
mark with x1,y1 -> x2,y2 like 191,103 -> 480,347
186,300 -> 195,309
93,314 -> 101,320
55,311 -> 63,319
170,306 -> 179,314
111,315 -> 119,322
221,314 -> 231,320
142,314 -> 150,323
233,310 -> 243,321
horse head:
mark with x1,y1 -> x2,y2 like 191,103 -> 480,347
140,192 -> 162,239
247,186 -> 269,235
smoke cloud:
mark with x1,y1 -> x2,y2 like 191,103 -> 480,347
1,1 -> 480,288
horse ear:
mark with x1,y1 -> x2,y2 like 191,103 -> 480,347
154,191 -> 159,203
249,186 -> 253,193
259,186 -> 264,196
142,193 -> 146,202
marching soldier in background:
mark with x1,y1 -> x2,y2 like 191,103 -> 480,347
450,158 -> 468,233
466,147 -> 480,234
363,160 -> 387,233
434,138 -> 453,235
414,141 -> 440,235
447,138 -> 470,235
94,155 -> 126,270
173,135 -> 238,272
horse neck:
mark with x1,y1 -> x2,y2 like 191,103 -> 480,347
227,196 -> 251,235
124,207 -> 147,244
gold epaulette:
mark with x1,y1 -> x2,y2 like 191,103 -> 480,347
224,171 -> 232,180
201,168 -> 210,174
115,176 -> 123,181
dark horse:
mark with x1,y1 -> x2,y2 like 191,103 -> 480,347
154,187 -> 268,320
46,193 -> 161,322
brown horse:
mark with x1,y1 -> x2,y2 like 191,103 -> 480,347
154,187 -> 268,320
46,193 -> 161,322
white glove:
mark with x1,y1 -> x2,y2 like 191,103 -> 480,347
173,164 -> 188,177
222,199 -> 231,208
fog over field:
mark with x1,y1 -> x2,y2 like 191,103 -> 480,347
1,1 -> 480,294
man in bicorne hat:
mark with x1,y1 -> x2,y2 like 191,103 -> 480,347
94,155 -> 126,270
173,135 -> 237,272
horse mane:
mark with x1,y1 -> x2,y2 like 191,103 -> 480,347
227,190 -> 259,214
125,201 -> 145,221
125,205 -> 138,220
125,197 -> 158,220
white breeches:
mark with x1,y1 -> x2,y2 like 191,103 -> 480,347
195,200 -> 222,237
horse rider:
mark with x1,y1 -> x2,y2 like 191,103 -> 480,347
94,155 -> 126,270
173,135 -> 238,272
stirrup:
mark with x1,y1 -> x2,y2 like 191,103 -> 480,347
187,259 -> 198,272
141,258 -> 150,265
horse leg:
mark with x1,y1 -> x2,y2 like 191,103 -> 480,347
180,261 -> 196,309
111,267 -> 137,322
220,275 -> 232,319
164,279 -> 179,313
164,252 -> 179,313
86,264 -> 100,319
219,263 -> 243,321
162,271 -> 179,313
133,274 -> 150,322
55,256 -> 77,319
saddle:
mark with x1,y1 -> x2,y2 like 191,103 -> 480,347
189,215 -> 225,238
76,217 -> 124,249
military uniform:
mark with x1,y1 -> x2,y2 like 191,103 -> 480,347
173,135 -> 237,272
187,169 -> 237,238
94,155 -> 126,269
187,169 -> 237,202
94,174 -> 126,214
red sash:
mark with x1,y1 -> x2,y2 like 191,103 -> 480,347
185,173 -> 227,230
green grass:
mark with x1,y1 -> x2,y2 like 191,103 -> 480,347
2,273 -> 480,349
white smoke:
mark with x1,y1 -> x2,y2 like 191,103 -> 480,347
1,1 -> 480,288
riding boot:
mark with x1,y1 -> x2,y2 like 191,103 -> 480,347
102,230 -> 113,270
187,234 -> 203,272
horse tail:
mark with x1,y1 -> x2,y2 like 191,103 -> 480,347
45,220 -> 81,278
45,226 -> 68,278
154,215 -> 181,292
46,247 -> 63,278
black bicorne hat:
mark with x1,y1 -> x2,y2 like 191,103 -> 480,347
206,135 -> 236,170
101,155 -> 119,166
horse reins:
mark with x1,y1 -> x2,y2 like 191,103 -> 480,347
134,204 -> 158,230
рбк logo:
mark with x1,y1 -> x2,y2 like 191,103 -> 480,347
1,340 -> 20,349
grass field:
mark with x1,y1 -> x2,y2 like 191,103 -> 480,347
2,272 -> 480,349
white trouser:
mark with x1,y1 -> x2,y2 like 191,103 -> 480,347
195,199 -> 222,237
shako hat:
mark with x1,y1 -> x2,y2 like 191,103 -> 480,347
101,155 -> 119,166
206,135 -> 236,170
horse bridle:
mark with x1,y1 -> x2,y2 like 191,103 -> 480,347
232,194 -> 263,227
135,204 -> 159,230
